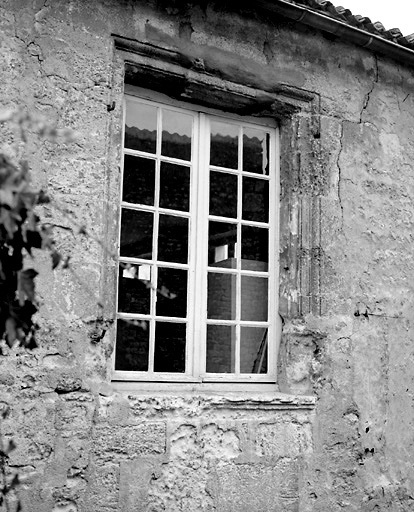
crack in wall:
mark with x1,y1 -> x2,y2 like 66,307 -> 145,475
359,55 -> 379,123
336,121 -> 344,227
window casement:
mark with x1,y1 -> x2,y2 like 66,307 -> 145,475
113,89 -> 280,383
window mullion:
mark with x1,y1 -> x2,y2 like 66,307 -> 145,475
148,107 -> 163,373
235,125 -> 243,377
268,125 -> 280,378
196,113 -> 210,380
185,113 -> 199,379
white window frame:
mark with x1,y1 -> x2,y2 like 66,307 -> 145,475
112,86 -> 281,385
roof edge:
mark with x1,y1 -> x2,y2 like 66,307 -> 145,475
256,0 -> 414,68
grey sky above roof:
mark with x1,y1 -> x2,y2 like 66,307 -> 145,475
339,0 -> 414,36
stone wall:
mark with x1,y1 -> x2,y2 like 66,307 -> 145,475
1,1 -> 414,511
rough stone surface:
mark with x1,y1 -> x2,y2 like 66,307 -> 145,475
0,1 -> 414,511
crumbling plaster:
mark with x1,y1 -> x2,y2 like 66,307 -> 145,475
1,0 -> 414,511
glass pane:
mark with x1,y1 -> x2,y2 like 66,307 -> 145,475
241,225 -> 268,270
156,268 -> 187,318
208,221 -> 238,266
210,121 -> 238,169
118,264 -> 151,314
209,171 -> 237,218
120,209 -> 153,259
242,177 -> 268,222
241,327 -> 268,374
160,162 -> 190,212
206,325 -> 235,373
243,128 -> 269,175
154,322 -> 186,372
161,109 -> 192,161
115,318 -> 149,371
125,100 -> 157,153
241,276 -> 268,321
207,272 -> 237,320
123,155 -> 155,206
158,215 -> 188,263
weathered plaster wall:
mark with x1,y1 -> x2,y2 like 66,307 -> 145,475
1,1 -> 414,511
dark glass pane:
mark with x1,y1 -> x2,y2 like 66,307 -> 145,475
156,268 -> 187,318
123,155 -> 155,206
124,100 -> 157,153
120,209 -> 153,259
158,215 -> 188,263
161,109 -> 192,161
241,225 -> 268,270
241,276 -> 268,321
206,325 -> 235,373
208,221 -> 238,266
160,162 -> 190,212
115,318 -> 149,371
154,322 -> 186,372
242,177 -> 269,222
243,128 -> 269,175
210,121 -> 238,169
209,171 -> 237,218
241,327 -> 268,374
207,272 -> 237,320
118,264 -> 151,314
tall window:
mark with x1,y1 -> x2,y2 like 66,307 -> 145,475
113,92 -> 279,383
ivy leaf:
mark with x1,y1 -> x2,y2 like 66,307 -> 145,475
25,230 -> 42,250
0,187 -> 15,208
51,250 -> 61,269
17,269 -> 38,304
5,317 -> 17,347
0,207 -> 20,238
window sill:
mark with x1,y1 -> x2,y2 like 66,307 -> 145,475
109,381 -> 316,410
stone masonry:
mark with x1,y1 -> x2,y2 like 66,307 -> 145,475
1,1 -> 414,511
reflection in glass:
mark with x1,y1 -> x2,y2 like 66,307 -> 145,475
207,273 -> 237,320
118,264 -> 151,314
241,225 -> 268,269
206,325 -> 235,373
160,162 -> 190,212
241,276 -> 268,321
115,318 -> 149,371
242,177 -> 268,222
209,171 -> 237,218
120,209 -> 153,259
243,128 -> 269,175
241,327 -> 268,373
125,100 -> 157,153
210,121 -> 239,169
154,322 -> 186,372
158,215 -> 188,263
161,109 -> 192,161
123,155 -> 155,206
208,221 -> 238,266
156,268 -> 187,318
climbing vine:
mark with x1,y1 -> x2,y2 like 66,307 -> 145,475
0,110 -> 72,352
0,110 -> 74,511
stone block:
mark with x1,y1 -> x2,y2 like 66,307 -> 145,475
83,463 -> 120,512
119,458 -> 165,512
93,423 -> 166,463
255,421 -> 312,459
211,462 -> 300,511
